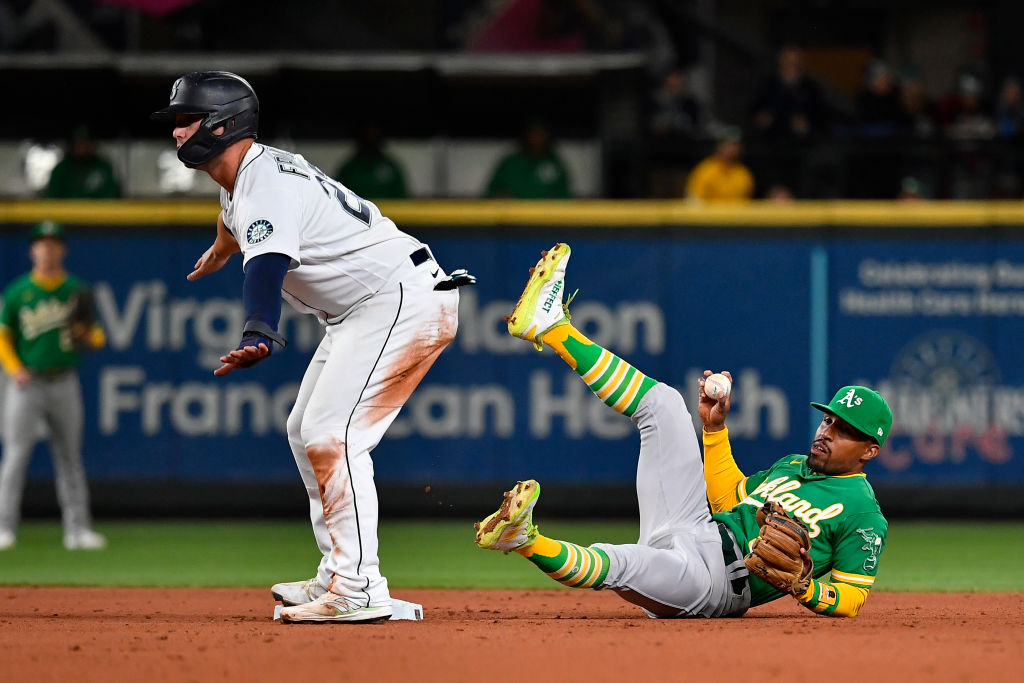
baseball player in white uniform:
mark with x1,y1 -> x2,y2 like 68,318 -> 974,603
152,71 -> 472,623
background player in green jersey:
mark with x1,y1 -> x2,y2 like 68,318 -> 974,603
475,242 -> 891,618
0,221 -> 107,551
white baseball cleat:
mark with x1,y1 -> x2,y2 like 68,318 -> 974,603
507,243 -> 575,350
0,529 -> 15,551
64,529 -> 107,550
271,577 -> 328,606
280,592 -> 393,624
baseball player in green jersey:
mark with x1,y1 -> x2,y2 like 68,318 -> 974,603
0,221 -> 107,551
475,243 -> 891,618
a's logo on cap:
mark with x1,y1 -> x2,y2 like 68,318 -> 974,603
837,388 -> 863,408
877,427 -> 884,436
246,219 -> 273,245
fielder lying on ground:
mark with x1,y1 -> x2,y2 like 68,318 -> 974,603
475,243 -> 891,618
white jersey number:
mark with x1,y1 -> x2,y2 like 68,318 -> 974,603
316,174 -> 372,226
272,149 -> 374,227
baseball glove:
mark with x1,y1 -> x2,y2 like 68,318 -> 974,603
68,289 -> 96,327
67,289 -> 97,345
743,501 -> 813,596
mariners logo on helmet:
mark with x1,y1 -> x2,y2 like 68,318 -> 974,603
246,219 -> 274,245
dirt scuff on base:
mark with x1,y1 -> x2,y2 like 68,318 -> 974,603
1,587 -> 1020,682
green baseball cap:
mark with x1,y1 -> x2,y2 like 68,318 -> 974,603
31,221 -> 65,242
811,385 -> 893,446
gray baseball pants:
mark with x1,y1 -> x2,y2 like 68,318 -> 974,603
0,371 -> 94,535
593,383 -> 751,618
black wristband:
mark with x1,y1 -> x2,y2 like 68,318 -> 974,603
242,320 -> 288,348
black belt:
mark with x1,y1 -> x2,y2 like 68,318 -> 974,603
410,247 -> 432,266
410,247 -> 478,292
717,521 -> 749,596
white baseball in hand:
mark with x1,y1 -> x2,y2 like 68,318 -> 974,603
704,373 -> 731,400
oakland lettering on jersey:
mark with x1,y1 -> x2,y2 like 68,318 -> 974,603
18,298 -> 70,340
743,475 -> 845,538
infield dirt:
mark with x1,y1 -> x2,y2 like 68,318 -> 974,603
1,587 -> 1020,682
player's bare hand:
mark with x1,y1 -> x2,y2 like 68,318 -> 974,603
214,343 -> 270,376
698,369 -> 732,431
12,368 -> 31,388
187,245 -> 232,282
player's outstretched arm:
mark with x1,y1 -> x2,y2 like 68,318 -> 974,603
188,213 -> 240,282
699,370 -> 746,511
214,252 -> 289,376
0,326 -> 30,387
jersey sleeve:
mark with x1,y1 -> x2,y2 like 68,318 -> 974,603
232,186 -> 302,270
737,465 -> 771,502
702,427 -> 745,512
0,287 -> 14,329
0,285 -> 21,373
828,511 -> 887,590
796,511 -> 886,617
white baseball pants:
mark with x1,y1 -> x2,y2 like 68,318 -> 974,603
286,263 -> 459,608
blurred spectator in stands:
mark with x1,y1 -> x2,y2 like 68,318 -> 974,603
992,76 -> 1024,197
650,68 -> 707,139
749,45 -> 828,140
897,176 -> 928,202
898,70 -> 938,139
939,69 -> 996,198
44,125 -> 120,199
486,118 -> 571,199
940,70 -> 995,141
766,183 -> 795,202
995,76 -> 1024,138
335,121 -> 409,200
855,60 -> 904,137
684,126 -> 754,202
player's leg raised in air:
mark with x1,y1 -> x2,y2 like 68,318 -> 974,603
477,243 -> 749,618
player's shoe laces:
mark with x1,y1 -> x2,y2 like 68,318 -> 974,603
474,480 -> 541,553
507,244 -> 577,350
279,592 -> 393,624
271,577 -> 328,606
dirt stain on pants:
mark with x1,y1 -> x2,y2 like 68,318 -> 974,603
360,298 -> 459,426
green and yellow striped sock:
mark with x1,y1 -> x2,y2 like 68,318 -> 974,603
516,535 -> 610,589
541,324 -> 658,417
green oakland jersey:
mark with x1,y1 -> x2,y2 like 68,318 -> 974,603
0,273 -> 88,371
713,454 -> 887,607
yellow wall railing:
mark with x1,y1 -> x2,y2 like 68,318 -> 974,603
4,199 -> 1024,227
